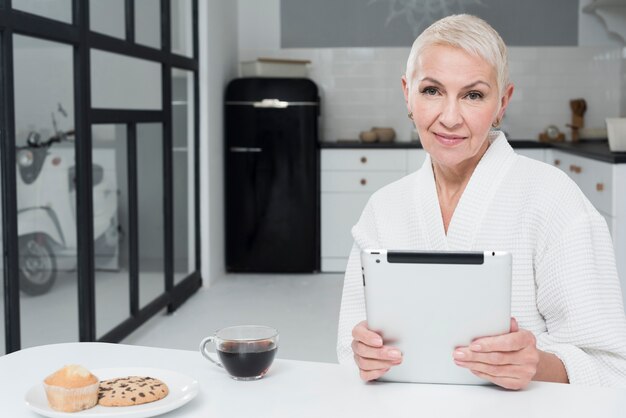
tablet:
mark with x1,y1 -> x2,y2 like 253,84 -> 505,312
361,249 -> 511,385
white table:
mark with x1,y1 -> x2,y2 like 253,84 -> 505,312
1,342 -> 625,418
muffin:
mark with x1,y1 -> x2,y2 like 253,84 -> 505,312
43,365 -> 99,412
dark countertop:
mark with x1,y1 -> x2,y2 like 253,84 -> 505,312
549,140 -> 626,164
319,139 -> 626,163
320,140 -> 422,149
319,139 -> 550,149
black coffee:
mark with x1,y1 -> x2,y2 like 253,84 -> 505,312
218,340 -> 277,378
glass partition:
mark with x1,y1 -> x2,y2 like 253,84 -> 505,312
90,0 -> 126,39
13,0 -> 72,23
13,35 -> 78,348
0,215 -> 3,353
91,49 -> 162,110
0,100 -> 3,353
0,0 -> 199,353
172,69 -> 195,284
92,125 -> 129,339
137,123 -> 165,307
136,0 -> 161,49
171,0 -> 193,57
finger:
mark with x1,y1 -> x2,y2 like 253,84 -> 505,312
455,359 -> 533,381
352,321 -> 383,347
360,367 -> 390,382
352,341 -> 403,361
470,370 -> 527,391
510,317 -> 519,333
354,354 -> 400,371
453,349 -> 520,366
470,331 -> 531,353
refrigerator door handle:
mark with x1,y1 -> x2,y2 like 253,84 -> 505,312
253,98 -> 289,108
230,147 -> 263,153
226,100 -> 318,107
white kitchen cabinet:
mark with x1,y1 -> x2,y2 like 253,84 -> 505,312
321,149 -> 421,272
321,192 -> 370,272
549,150 -> 613,216
407,149 -> 427,172
516,148 -> 547,163
321,149 -> 408,171
321,170 -> 406,193
549,149 -> 626,307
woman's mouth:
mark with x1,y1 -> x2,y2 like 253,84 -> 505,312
434,132 -> 466,146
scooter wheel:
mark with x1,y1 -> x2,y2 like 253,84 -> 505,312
18,234 -> 57,296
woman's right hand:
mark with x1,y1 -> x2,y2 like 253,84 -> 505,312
351,320 -> 403,381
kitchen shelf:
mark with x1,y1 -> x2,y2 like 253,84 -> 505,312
319,140 -> 626,163
319,140 -> 421,149
583,0 -> 626,43
319,139 -> 550,150
583,0 -> 626,10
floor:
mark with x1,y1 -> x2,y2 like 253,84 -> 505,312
121,273 -> 345,363
1,271 -> 345,363
0,268 -> 169,353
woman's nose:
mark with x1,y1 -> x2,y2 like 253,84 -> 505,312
438,99 -> 463,129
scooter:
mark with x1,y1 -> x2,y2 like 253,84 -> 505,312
16,126 -> 120,295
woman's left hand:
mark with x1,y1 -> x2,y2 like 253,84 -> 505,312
452,317 -> 540,390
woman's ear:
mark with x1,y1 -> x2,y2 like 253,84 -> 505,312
498,83 -> 515,120
401,75 -> 411,112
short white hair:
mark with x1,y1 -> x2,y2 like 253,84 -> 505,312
405,14 -> 509,95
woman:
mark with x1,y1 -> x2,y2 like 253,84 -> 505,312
337,14 -> 626,389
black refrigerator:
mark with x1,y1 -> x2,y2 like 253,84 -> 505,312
225,78 -> 320,272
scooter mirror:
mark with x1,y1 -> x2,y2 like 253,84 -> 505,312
60,130 -> 75,143
26,131 -> 41,147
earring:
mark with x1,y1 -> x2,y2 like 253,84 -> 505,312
492,118 -> 500,128
407,111 -> 413,120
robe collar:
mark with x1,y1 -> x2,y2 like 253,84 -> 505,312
414,131 -> 517,250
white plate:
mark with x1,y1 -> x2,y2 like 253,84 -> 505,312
25,367 -> 199,418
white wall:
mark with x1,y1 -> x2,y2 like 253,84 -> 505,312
579,0 -> 624,47
238,0 -> 280,52
200,0 -> 239,286
238,1 -> 625,142
578,0 -> 626,119
621,48 -> 626,117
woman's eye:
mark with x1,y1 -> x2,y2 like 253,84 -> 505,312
421,87 -> 438,96
466,91 -> 483,100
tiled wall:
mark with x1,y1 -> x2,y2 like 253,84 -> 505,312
622,48 -> 626,117
239,46 -> 624,142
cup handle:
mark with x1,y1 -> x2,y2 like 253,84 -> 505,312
199,336 -> 223,368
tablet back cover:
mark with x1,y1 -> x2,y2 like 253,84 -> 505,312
362,250 -> 511,385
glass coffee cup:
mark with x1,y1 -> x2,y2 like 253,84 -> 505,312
199,325 -> 279,381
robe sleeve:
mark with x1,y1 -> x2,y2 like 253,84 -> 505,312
336,200 -> 380,365
535,210 -> 626,387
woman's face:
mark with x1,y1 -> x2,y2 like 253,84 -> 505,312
402,44 -> 513,171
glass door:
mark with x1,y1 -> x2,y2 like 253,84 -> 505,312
13,34 -> 79,348
1,0 -> 201,353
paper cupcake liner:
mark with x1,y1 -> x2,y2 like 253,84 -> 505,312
43,381 -> 100,412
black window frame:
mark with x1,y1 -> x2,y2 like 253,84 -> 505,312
1,0 -> 201,353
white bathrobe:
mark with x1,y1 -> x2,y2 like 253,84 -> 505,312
337,132 -> 626,387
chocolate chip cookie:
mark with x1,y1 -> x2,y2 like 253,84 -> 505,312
98,376 -> 169,407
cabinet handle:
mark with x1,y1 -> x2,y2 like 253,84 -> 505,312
569,164 -> 582,174
360,178 -> 367,186
554,159 -> 560,166
360,156 -> 367,164
596,183 -> 604,192
230,147 -> 262,153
